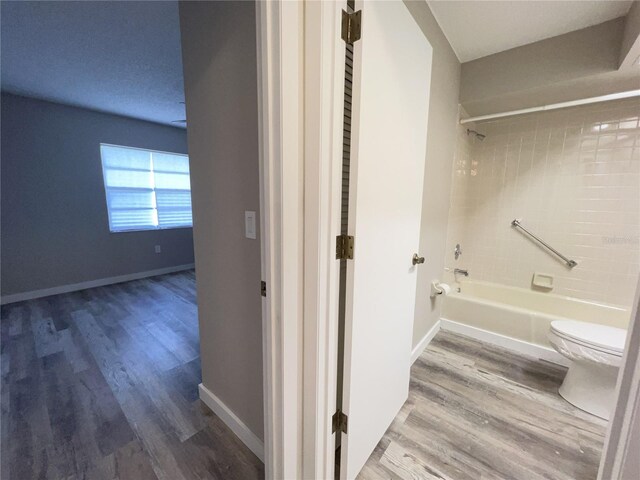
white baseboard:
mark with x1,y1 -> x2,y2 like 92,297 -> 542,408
440,318 -> 570,367
0,263 -> 195,305
411,320 -> 441,364
198,383 -> 265,462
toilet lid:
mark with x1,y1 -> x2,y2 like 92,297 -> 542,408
550,320 -> 626,355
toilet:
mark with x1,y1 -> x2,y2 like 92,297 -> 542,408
548,320 -> 626,420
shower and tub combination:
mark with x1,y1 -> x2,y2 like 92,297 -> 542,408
438,99 -> 638,420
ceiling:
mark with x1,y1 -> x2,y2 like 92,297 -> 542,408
1,1 -> 185,128
428,1 -> 634,62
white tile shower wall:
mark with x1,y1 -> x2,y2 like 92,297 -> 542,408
444,98 -> 640,307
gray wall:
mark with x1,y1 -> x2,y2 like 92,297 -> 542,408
1,93 -> 194,296
404,1 -> 462,349
460,18 -> 639,117
461,19 -> 624,105
179,1 -> 263,440
620,0 -> 640,66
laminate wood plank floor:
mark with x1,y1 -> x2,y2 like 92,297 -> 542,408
1,271 -> 264,480
359,331 -> 607,480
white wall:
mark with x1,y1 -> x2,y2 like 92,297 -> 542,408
403,1 -> 462,348
444,97 -> 640,308
179,1 -> 264,440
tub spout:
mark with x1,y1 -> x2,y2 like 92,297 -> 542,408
454,268 -> 469,277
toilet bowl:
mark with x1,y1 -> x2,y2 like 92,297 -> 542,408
548,320 -> 626,420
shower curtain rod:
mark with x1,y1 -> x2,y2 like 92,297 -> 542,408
460,89 -> 640,125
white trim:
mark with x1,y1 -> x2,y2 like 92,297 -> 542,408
411,320 -> 441,365
0,263 -> 195,305
460,89 -> 640,124
256,2 -> 304,479
302,2 -> 345,479
440,318 -> 570,367
599,278 -> 640,479
198,384 -> 265,462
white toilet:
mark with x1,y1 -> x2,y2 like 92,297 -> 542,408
548,320 -> 626,420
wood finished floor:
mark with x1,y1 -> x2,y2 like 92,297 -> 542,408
1,271 -> 264,480
359,331 -> 607,480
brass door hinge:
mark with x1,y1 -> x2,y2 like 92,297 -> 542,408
261,281 -> 267,297
341,10 -> 361,44
332,409 -> 348,434
336,235 -> 355,260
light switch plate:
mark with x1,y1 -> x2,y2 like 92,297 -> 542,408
245,211 -> 256,239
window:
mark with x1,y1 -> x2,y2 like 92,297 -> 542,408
100,144 -> 193,232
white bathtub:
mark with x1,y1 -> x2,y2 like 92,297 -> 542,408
441,280 -> 630,362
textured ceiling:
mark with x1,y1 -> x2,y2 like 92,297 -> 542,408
428,0 -> 634,62
1,1 -> 185,127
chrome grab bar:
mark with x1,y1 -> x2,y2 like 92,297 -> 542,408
511,219 -> 577,268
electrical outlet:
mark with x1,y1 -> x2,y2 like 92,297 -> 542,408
155,245 -> 161,254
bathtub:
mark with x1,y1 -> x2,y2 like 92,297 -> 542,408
440,280 -> 630,363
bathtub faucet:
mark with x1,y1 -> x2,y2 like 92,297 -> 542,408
454,268 -> 469,277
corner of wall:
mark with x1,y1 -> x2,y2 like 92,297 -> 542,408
179,0 -> 264,445
406,0 -> 462,349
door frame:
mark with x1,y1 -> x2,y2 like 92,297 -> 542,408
255,1 -> 303,478
256,1 -> 344,478
302,1 -> 346,479
598,278 -> 640,479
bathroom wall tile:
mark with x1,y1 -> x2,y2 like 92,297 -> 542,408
445,98 -> 640,307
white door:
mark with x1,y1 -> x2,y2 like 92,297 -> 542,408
340,1 -> 432,478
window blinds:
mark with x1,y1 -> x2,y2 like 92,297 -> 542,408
100,144 -> 193,232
